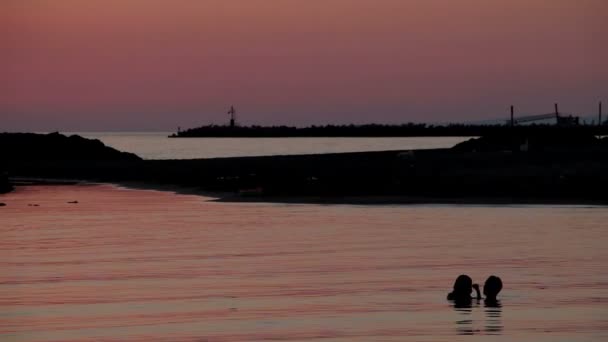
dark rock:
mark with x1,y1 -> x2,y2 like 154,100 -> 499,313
0,132 -> 141,162
0,203 -> 6,207
452,129 -> 601,153
0,171 -> 12,194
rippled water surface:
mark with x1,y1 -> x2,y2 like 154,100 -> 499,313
1,185 -> 607,341
68,132 -> 471,159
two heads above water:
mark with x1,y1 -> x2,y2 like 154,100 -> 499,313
448,274 -> 502,302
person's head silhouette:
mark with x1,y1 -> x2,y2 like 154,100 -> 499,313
448,274 -> 473,301
483,275 -> 503,301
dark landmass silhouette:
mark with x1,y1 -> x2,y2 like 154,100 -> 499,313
452,126 -> 604,152
171,123 -> 608,138
0,132 -> 140,194
3,131 -> 608,203
0,132 -> 140,161
0,171 -> 12,194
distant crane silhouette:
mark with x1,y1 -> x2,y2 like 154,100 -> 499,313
507,103 -> 578,126
228,106 -> 236,128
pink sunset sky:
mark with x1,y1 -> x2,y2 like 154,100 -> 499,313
1,0 -> 607,131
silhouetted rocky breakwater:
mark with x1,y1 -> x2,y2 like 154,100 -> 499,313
171,123 -> 608,138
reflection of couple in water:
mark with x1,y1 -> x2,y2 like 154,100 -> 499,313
447,274 -> 502,306
448,274 -> 503,335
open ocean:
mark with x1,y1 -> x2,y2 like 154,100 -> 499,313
1,184 -> 607,342
66,132 -> 471,159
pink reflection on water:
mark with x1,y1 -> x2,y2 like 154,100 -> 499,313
1,184 -> 607,341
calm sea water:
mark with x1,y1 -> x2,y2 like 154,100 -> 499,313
1,185 -> 607,341
67,132 -> 471,159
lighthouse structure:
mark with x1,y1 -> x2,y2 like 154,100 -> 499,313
228,106 -> 236,128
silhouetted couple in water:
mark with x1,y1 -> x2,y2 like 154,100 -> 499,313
448,274 -> 502,307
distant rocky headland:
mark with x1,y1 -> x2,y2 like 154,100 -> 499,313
170,123 -> 608,138
2,131 -> 608,204
0,132 -> 140,162
0,132 -> 140,194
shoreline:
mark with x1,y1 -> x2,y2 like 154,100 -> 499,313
4,132 -> 608,205
8,178 -> 608,206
